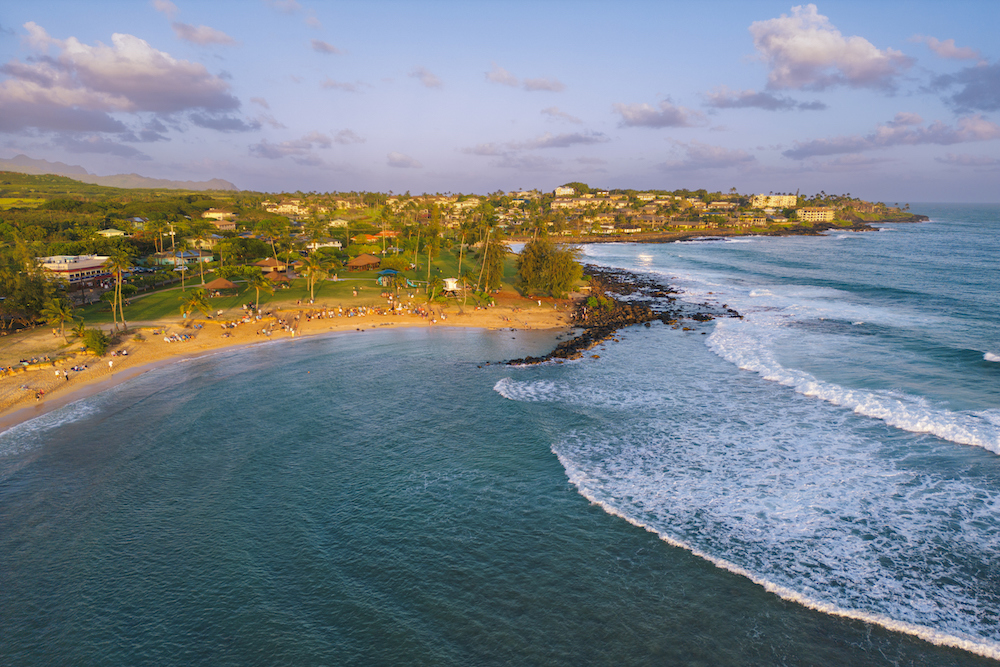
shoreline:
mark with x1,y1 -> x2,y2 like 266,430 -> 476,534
0,301 -> 574,436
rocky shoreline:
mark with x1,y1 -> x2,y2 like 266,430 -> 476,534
508,264 -> 741,365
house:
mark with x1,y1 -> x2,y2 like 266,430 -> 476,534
202,208 -> 235,221
306,238 -> 343,251
328,218 -> 350,228
38,255 -> 110,285
151,250 -> 213,266
255,257 -> 289,272
750,194 -> 798,208
207,218 -> 236,232
96,228 -> 127,238
554,186 -> 575,197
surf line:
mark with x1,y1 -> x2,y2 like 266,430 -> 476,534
555,450 -> 1000,661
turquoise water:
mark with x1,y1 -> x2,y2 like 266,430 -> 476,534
2,206 -> 999,665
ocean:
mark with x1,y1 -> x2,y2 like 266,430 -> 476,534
1,204 -> 998,665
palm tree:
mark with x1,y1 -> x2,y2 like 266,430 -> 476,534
301,255 -> 330,301
41,298 -> 79,343
105,248 -> 133,331
174,239 -> 189,292
179,288 -> 211,321
187,219 -> 214,285
244,271 -> 273,310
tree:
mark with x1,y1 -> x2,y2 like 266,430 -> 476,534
187,219 -> 214,285
244,270 -> 273,310
477,227 -> 507,292
516,239 -> 582,298
301,255 -> 330,301
180,288 -> 211,320
41,297 -> 79,343
82,328 -> 110,356
105,248 -> 133,331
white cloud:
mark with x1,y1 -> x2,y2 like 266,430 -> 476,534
541,107 -> 582,124
321,78 -> 361,92
250,97 -> 270,109
492,154 -> 561,171
387,151 -> 422,168
256,113 -> 285,129
485,63 -> 517,87
311,39 -> 343,55
514,132 -> 608,149
658,140 -> 755,171
250,131 -> 333,159
0,23 -> 241,134
172,23 -> 237,46
784,113 -> 1000,158
264,0 -> 301,13
334,129 -> 364,144
912,35 -> 983,61
613,100 -> 703,128
704,86 -> 825,111
934,152 -> 1000,168
523,77 -> 565,92
409,66 -> 442,89
749,4 -> 912,90
151,0 -> 178,19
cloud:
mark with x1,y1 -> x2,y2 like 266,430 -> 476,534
58,133 -> 152,159
808,154 -> 896,171
250,97 -> 269,109
485,64 -> 565,92
541,106 -> 582,124
172,22 -> 236,46
250,131 -> 333,159
151,0 -> 178,19
190,113 -> 260,132
658,140 -> 756,171
613,100 -> 703,128
462,143 -> 506,157
256,113 -> 286,129
749,4 -> 912,90
492,154 -> 561,171
311,39 -> 343,55
932,64 -> 1000,112
1,23 -> 239,119
486,63 -> 518,86
515,131 -> 608,149
523,77 -> 565,92
320,78 -> 361,93
409,66 -> 442,89
575,156 -> 607,165
704,86 -> 826,111
305,12 -> 322,29
934,152 -> 1000,168
264,0 -> 301,13
387,151 -> 422,168
912,35 -> 983,61
334,129 -> 364,144
783,113 -> 1000,158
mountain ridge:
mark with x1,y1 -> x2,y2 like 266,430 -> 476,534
0,154 -> 238,191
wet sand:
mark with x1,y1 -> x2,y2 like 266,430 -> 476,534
0,301 -> 573,435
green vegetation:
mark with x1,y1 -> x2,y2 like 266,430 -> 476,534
81,328 -> 110,356
516,239 -> 583,298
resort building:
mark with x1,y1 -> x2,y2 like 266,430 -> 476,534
797,207 -> 835,222
38,255 -> 110,285
750,194 -> 798,208
202,209 -> 235,221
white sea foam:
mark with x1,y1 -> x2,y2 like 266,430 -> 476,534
707,318 -> 1000,453
0,400 -> 99,458
555,448 -> 1000,661
986,352 -> 1000,362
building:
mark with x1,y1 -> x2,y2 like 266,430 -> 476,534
554,186 -> 575,197
96,228 -> 127,238
38,255 -> 110,285
750,194 -> 798,208
151,250 -> 214,266
796,207 -> 835,222
202,209 -> 235,221
207,218 -> 236,232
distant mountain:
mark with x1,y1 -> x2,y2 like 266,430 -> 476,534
0,154 -> 238,191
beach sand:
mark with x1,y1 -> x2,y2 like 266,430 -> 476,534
0,299 -> 574,434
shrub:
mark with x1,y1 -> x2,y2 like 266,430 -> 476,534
82,328 -> 110,356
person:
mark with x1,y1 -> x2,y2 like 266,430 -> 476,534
108,360 -> 114,370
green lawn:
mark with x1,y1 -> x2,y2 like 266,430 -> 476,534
77,250 -> 523,325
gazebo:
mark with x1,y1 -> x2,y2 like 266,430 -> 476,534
265,271 -> 290,283
203,277 -> 238,291
346,254 -> 381,271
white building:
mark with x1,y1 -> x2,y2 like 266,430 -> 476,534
38,255 -> 110,284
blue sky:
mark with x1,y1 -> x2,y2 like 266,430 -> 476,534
1,0 -> 998,200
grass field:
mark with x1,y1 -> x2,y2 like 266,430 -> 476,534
77,248 -> 525,326
0,197 -> 46,210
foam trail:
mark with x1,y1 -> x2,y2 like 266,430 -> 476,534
986,352 -> 1000,362
555,449 -> 1000,661
708,319 -> 1000,453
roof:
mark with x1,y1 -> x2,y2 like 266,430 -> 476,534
203,277 -> 238,290
265,271 -> 289,282
346,253 -> 381,267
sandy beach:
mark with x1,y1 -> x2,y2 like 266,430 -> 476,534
0,298 -> 574,434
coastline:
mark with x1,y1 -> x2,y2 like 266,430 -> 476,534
0,301 -> 574,436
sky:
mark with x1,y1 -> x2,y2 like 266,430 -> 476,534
1,0 -> 998,201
